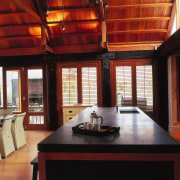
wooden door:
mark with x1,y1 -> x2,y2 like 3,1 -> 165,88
4,67 -> 48,130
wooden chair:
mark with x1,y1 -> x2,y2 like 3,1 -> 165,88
11,112 -> 26,150
0,109 -> 12,115
0,115 -> 15,158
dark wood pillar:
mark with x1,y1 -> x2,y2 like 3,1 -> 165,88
45,58 -> 58,130
157,56 -> 169,130
102,56 -> 111,107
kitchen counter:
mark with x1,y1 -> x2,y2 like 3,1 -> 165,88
38,107 -> 180,180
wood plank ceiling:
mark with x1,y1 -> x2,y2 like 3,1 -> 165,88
0,0 -> 176,56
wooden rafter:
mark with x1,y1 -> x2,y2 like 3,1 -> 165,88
13,0 -> 42,23
176,0 -> 180,29
0,35 -> 41,40
0,47 -> 47,56
0,12 -> 28,17
39,25 -> 54,54
109,41 -> 163,45
107,3 -> 173,9
98,0 -> 107,48
99,0 -> 105,21
51,32 -> 101,37
108,41 -> 163,51
34,0 -> 54,53
107,17 -> 170,22
0,24 -> 40,28
108,29 -> 168,34
157,28 -> 180,57
54,44 -> 102,54
165,0 -> 176,39
0,0 -> 13,3
49,7 -> 98,14
47,19 -> 99,25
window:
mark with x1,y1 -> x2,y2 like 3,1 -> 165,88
28,69 -> 44,112
58,61 -> 101,106
62,68 -> 77,104
116,66 -> 132,105
136,66 -> 153,108
113,60 -> 153,116
82,67 -> 97,104
6,70 -> 21,112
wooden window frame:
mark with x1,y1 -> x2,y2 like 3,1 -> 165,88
57,61 -> 102,126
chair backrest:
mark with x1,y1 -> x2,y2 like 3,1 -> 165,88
14,112 -> 26,127
0,110 -> 12,115
1,115 -> 14,130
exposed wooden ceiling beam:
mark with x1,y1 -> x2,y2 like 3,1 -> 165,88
0,12 -> 27,17
0,47 -> 47,56
51,32 -> 101,37
34,0 -> 54,53
177,0 -> 180,29
0,0 -> 13,3
101,21 -> 107,48
0,0 -> 10,2
165,0 -> 176,39
156,28 -> 180,57
40,44 -> 54,54
0,23 -> 40,28
54,44 -> 102,54
109,41 -> 163,46
107,17 -> 170,22
13,0 -> 42,23
106,3 -> 173,9
108,29 -> 168,34
47,19 -> 99,25
99,0 -> 105,21
49,7 -> 98,14
108,42 -> 162,51
0,35 -> 41,41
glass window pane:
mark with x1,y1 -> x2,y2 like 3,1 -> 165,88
0,67 -> 3,109
6,70 -> 20,111
136,65 -> 153,110
29,115 -> 44,124
82,67 -> 97,105
28,69 -> 43,112
62,68 -> 77,105
116,66 -> 132,106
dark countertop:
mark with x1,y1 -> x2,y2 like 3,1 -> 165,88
38,107 -> 180,153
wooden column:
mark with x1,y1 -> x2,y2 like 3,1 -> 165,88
102,56 -> 111,107
168,55 -> 180,133
45,58 -> 58,130
157,56 -> 169,130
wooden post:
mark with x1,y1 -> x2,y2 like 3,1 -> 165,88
102,56 -> 111,106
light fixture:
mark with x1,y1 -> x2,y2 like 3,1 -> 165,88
46,0 -> 50,14
62,0 -> 65,30
104,3 -> 108,8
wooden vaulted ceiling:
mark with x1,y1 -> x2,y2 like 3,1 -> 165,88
0,0 -> 176,56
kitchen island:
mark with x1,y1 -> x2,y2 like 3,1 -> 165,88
38,107 -> 180,180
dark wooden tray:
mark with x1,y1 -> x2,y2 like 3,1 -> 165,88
72,123 -> 120,137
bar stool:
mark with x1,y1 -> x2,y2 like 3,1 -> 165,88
31,156 -> 38,180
